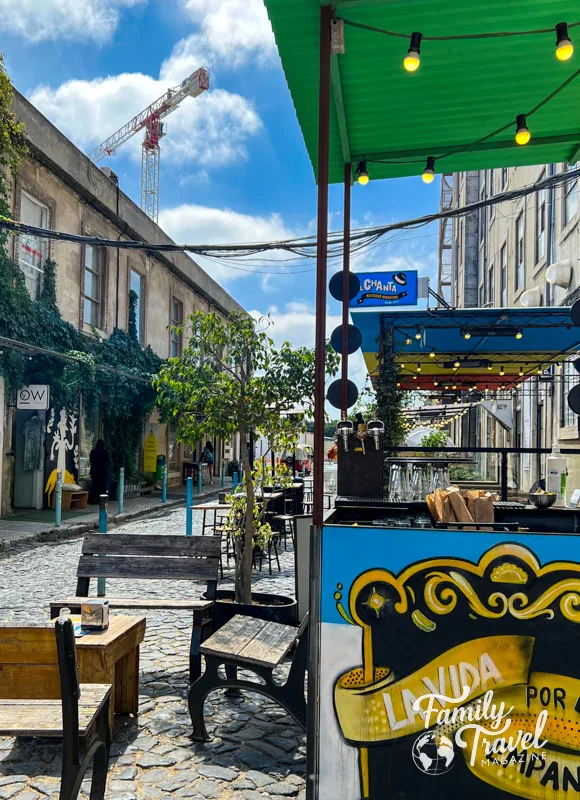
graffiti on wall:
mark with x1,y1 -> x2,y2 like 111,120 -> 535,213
44,408 -> 79,505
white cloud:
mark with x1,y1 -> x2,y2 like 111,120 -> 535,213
160,0 -> 276,81
158,204 -> 296,283
30,76 -> 261,168
0,0 -> 143,43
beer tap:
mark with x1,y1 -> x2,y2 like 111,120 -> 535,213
337,420 -> 353,451
367,420 -> 384,451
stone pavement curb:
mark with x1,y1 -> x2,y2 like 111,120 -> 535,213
0,488 -> 224,554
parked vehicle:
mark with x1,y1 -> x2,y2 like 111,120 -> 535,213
279,444 -> 312,474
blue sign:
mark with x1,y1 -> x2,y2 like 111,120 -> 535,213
350,270 -> 418,307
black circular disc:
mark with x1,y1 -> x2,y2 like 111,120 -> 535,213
568,384 -> 580,415
330,324 -> 362,354
329,271 -> 361,302
572,300 -> 580,327
326,378 -> 359,410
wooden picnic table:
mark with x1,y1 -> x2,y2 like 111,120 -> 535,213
74,614 -> 146,733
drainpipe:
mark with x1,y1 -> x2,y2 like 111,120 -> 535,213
115,182 -> 121,329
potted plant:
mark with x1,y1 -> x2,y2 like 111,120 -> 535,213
155,310 -> 338,621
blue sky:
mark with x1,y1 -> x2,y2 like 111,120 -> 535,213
0,0 -> 440,391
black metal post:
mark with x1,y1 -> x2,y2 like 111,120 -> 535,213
341,163 -> 352,418
501,451 -> 509,501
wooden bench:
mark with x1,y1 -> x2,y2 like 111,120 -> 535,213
188,614 -> 308,741
50,533 -> 221,681
0,619 -> 111,800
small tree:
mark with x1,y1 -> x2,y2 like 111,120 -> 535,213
155,311 -> 338,604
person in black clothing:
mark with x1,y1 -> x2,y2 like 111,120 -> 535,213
89,439 -> 111,503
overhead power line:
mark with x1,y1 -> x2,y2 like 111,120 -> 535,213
1,167 -> 579,262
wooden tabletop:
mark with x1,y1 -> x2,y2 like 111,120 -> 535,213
75,614 -> 146,650
192,502 -> 232,511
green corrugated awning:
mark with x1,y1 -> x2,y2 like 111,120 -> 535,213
263,0 -> 580,183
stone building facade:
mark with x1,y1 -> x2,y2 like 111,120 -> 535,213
0,90 -> 243,513
448,162 -> 580,493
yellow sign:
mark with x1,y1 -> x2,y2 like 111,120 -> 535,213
143,432 -> 157,473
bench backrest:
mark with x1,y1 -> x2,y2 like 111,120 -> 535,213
76,533 -> 220,597
0,619 -> 78,703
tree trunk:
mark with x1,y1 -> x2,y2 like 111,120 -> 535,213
234,424 -> 254,604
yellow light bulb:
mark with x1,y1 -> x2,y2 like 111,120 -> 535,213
515,129 -> 531,145
464,332 -> 471,340
515,330 -> 523,340
454,360 -> 460,368
357,173 -> 369,186
403,53 -> 420,72
422,170 -> 435,184
556,23 -> 574,62
429,351 -> 435,358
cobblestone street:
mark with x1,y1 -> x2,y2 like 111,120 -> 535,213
0,507 -> 305,800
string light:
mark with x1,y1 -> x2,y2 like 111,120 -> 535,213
454,359 -> 461,368
405,336 -> 412,345
404,32 -> 422,72
487,364 -> 493,371
519,367 -> 524,376
433,379 -> 439,386
356,160 -> 369,186
515,114 -> 531,145
429,350 -> 435,358
416,364 -> 422,372
422,156 -> 436,184
499,366 -> 505,376
462,329 -> 472,340
415,328 -> 422,340
515,329 -> 523,339
556,22 -> 574,61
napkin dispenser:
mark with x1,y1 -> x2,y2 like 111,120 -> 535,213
81,599 -> 110,631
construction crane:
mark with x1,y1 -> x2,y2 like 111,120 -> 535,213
88,68 -> 210,223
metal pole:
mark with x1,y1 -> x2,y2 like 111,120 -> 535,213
221,460 -> 225,488
312,4 -> 331,528
162,464 -> 167,503
186,476 -> 193,535
97,494 -> 108,597
197,465 -> 202,495
118,467 -> 125,514
341,162 -> 352,418
308,9 -> 331,800
55,471 -> 62,527
501,451 -> 509,501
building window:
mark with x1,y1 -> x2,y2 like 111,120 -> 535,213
489,171 -> 495,220
83,245 -> 104,328
170,298 -> 183,357
515,213 -> 524,290
501,168 -> 508,190
561,360 -> 578,428
19,192 -> 49,301
487,262 -> 494,306
130,269 -> 145,343
564,162 -> 578,228
500,243 -> 507,306
535,177 -> 546,263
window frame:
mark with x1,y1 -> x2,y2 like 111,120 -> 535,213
487,260 -> 495,306
535,172 -> 546,265
129,268 -> 146,344
500,242 -> 508,306
83,244 -> 105,329
564,161 -> 578,228
18,191 -> 49,301
170,297 -> 184,358
515,212 -> 525,291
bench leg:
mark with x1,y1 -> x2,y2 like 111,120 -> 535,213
190,609 -> 212,682
188,659 -> 221,742
115,645 -> 140,716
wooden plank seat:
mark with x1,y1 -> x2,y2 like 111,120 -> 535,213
50,533 -> 221,682
188,614 -> 308,741
0,620 -> 111,800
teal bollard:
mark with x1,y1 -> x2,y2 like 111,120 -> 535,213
55,471 -> 62,527
221,460 -> 225,488
186,476 -> 193,535
118,467 -> 125,514
162,465 -> 167,503
233,471 -> 239,490
97,494 -> 108,597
